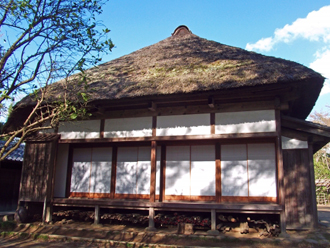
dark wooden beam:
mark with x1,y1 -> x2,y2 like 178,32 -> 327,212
208,97 -> 215,108
148,101 -> 157,111
59,132 -> 278,144
53,197 -> 283,213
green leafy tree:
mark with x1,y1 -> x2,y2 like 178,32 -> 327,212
0,0 -> 113,160
310,106 -> 330,178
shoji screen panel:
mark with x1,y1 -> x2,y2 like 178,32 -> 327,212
165,146 -> 190,196
221,144 -> 248,196
70,148 -> 92,193
90,147 -> 112,194
248,143 -> 276,197
116,146 -> 152,195
116,147 -> 138,194
136,147 -> 151,194
191,145 -> 216,196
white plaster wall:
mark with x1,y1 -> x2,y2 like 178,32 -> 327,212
215,110 -> 276,134
191,145 -> 215,196
165,146 -> 190,195
157,114 -> 210,136
59,120 -> 100,139
70,148 -> 92,193
104,117 -> 152,138
248,143 -> 277,197
282,136 -> 308,149
221,144 -> 248,196
90,147 -> 112,193
54,144 -> 69,197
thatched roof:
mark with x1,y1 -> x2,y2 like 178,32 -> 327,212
6,25 -> 325,130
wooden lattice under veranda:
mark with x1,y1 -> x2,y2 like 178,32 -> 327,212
315,179 -> 330,205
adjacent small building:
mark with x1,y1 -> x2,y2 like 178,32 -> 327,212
6,26 -> 330,232
0,141 -> 25,211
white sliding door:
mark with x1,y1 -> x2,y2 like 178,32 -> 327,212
137,147 -> 151,194
70,147 -> 112,195
165,145 -> 216,197
248,143 -> 276,197
90,148 -> 112,193
116,147 -> 138,194
116,146 -> 151,195
70,148 -> 92,193
221,144 -> 248,196
165,146 -> 190,196
191,145 -> 215,196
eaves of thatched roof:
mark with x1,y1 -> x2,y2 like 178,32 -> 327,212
5,26 -> 325,131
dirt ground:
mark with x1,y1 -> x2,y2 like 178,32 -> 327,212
2,207 -> 330,247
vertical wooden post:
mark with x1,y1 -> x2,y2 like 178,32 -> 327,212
210,113 -> 215,135
159,145 -> 166,202
152,116 -> 157,137
150,141 -> 157,202
48,138 -> 59,223
100,119 -> 105,138
45,204 -> 53,223
42,198 -> 47,223
145,207 -> 157,231
275,109 -> 287,235
215,143 -> 221,203
94,205 -> 100,225
65,145 -> 74,198
110,146 -> 118,199
308,138 -> 318,229
207,209 -> 220,235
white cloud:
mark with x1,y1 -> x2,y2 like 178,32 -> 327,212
309,47 -> 330,95
246,5 -> 330,51
245,37 -> 274,52
320,80 -> 330,96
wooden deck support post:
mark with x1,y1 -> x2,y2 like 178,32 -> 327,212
45,203 -> 53,223
207,209 -> 220,235
94,205 -> 100,225
145,207 -> 157,231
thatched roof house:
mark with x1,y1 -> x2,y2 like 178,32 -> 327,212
9,26 -> 330,233
7,26 -> 324,130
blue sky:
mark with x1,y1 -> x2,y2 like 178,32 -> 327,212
99,0 -> 330,117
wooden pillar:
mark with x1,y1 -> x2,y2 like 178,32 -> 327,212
308,139 -> 318,228
42,198 -> 53,223
150,141 -> 157,202
275,110 -> 287,235
94,205 -> 100,225
215,143 -> 221,203
145,207 -> 157,231
159,145 -> 166,202
110,146 -> 118,199
207,209 -> 220,235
